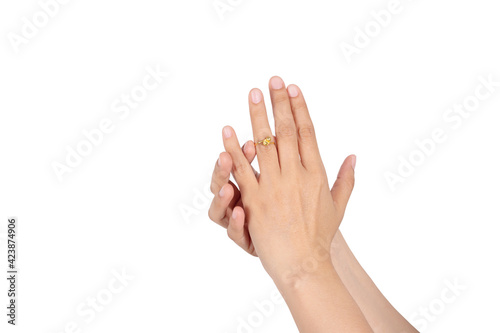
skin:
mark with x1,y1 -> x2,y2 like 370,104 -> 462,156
211,76 -> 373,332
208,77 -> 418,333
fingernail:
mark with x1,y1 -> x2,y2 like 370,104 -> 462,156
219,186 -> 225,198
251,89 -> 262,104
287,85 -> 299,98
217,157 -> 221,166
222,126 -> 232,139
242,142 -> 248,152
232,209 -> 237,219
270,76 -> 283,90
351,155 -> 357,170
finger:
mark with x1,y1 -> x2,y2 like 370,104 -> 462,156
222,126 -> 258,193
227,141 -> 257,208
287,84 -> 323,171
248,88 -> 280,176
331,155 -> 356,220
210,153 -> 242,214
210,152 -> 233,195
211,141 -> 257,196
269,76 -> 300,171
227,206 -> 257,256
243,140 -> 261,179
242,140 -> 256,163
208,143 -> 255,229
208,183 -> 235,228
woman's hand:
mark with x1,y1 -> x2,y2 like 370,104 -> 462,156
220,76 -> 356,285
209,77 -> 416,332
208,145 -> 356,260
208,141 -> 259,256
209,77 -> 374,332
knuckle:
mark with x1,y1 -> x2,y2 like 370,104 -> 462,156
346,176 -> 355,189
298,125 -> 315,140
208,208 -> 215,221
232,159 -> 249,176
277,124 -> 296,138
254,112 -> 269,124
338,175 -> 355,189
227,228 -> 236,241
309,164 -> 325,177
210,182 -> 217,194
272,92 -> 289,104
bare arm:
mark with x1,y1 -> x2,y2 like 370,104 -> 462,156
208,77 -> 416,332
331,231 -> 418,333
276,260 -> 373,332
208,147 -> 418,332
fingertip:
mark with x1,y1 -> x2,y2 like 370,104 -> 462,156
217,152 -> 232,172
217,152 -> 225,166
218,183 -> 234,199
218,183 -> 227,198
250,88 -> 263,104
270,76 -> 284,90
231,206 -> 238,220
219,151 -> 230,160
340,154 -> 356,172
350,154 -> 357,171
227,206 -> 245,238
230,206 -> 245,228
222,126 -> 233,139
243,140 -> 256,161
287,84 -> 300,98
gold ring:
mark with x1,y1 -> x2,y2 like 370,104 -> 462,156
254,137 -> 275,146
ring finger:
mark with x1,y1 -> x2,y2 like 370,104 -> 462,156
249,88 -> 280,177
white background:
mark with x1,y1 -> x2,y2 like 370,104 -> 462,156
1,0 -> 499,332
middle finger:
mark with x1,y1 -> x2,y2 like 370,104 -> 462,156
269,76 -> 301,172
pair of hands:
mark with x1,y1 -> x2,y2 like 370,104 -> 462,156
208,76 -> 357,284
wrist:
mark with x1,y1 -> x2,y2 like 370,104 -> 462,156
271,236 -> 334,288
273,259 -> 336,292
331,231 -> 357,277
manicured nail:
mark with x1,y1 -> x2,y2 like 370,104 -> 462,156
219,185 -> 225,198
232,209 -> 238,219
270,76 -> 283,90
287,85 -> 299,98
223,126 -> 232,139
251,89 -> 262,104
351,155 -> 357,170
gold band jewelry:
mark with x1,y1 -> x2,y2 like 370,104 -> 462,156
254,137 -> 275,146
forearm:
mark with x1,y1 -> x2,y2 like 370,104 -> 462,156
275,262 -> 373,333
331,231 -> 418,333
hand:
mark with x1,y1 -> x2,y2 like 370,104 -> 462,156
208,141 -> 259,256
219,76 -> 357,284
208,146 -> 356,260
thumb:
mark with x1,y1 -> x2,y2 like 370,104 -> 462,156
330,155 -> 356,219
